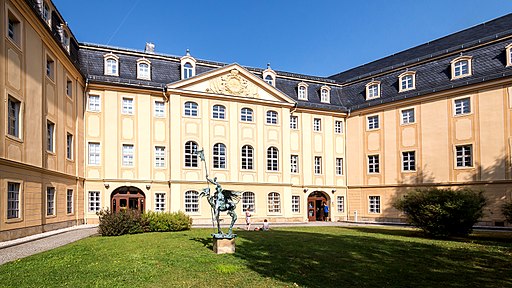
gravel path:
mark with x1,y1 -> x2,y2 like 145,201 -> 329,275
0,226 -> 98,265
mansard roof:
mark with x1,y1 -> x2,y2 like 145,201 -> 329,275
329,13 -> 512,83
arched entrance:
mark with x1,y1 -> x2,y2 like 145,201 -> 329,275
111,186 -> 145,213
307,191 -> 329,221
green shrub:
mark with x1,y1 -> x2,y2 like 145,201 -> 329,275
393,187 -> 486,238
502,201 -> 512,223
97,209 -> 148,236
97,209 -> 192,236
143,211 -> 192,232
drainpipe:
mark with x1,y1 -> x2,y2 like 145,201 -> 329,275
83,78 -> 89,224
345,108 -> 350,221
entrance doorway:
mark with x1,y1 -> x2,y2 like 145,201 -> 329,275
307,191 -> 328,221
111,186 -> 145,213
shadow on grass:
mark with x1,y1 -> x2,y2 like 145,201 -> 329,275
234,227 -> 512,288
190,237 -> 213,250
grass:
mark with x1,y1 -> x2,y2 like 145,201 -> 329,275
0,226 -> 511,288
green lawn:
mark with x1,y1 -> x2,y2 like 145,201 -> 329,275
0,226 -> 511,288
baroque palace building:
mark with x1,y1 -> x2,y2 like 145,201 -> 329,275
1,0 -> 512,240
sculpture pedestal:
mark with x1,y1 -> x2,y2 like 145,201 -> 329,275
213,237 -> 236,254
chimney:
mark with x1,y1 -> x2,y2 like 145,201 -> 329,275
145,42 -> 155,54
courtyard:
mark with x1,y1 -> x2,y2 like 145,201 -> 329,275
0,226 -> 510,287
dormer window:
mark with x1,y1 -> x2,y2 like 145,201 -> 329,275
103,53 -> 119,76
42,2 -> 51,26
366,81 -> 381,100
451,56 -> 472,79
320,85 -> 331,103
180,49 -> 196,80
62,30 -> 70,52
297,82 -> 308,100
137,58 -> 151,80
506,43 -> 512,67
398,71 -> 416,92
262,63 -> 277,87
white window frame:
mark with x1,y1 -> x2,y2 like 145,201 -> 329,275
104,53 -> 119,76
66,189 -> 73,214
212,104 -> 226,119
320,86 -> 331,103
266,110 -> 278,125
298,83 -> 308,100
313,118 -> 321,132
291,155 -> 299,173
46,187 -> 55,216
122,97 -> 134,115
369,196 -> 381,213
451,56 -> 472,79
242,191 -> 255,212
7,9 -> 22,46
7,95 -> 21,138
184,101 -> 198,117
241,145 -> 254,170
314,156 -> 322,175
185,191 -> 199,213
42,2 -> 51,25
402,151 -> 416,172
7,182 -> 21,219
454,97 -> 471,115
267,147 -> 279,171
122,144 -> 134,166
366,81 -> 381,100
183,62 -> 194,79
455,144 -> 473,168
136,59 -> 151,80
88,142 -> 101,165
88,191 -> 101,212
368,155 -> 380,173
66,133 -> 73,160
213,143 -> 227,169
88,94 -> 101,112
264,75 -> 274,86
398,71 -> 416,92
290,115 -> 298,129
337,196 -> 345,213
155,193 -> 165,212
184,141 -> 198,168
335,120 -> 343,134
291,195 -> 300,213
401,108 -> 415,124
240,108 -> 253,122
267,192 -> 281,213
367,115 -> 379,130
47,120 -> 55,153
336,158 -> 343,176
506,43 -> 512,67
154,101 -> 165,117
46,56 -> 55,80
155,146 -> 166,168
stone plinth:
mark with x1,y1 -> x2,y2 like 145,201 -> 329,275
213,237 -> 236,254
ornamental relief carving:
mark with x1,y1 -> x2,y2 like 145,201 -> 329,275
206,69 -> 259,98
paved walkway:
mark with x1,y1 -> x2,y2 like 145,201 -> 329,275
0,225 -> 98,265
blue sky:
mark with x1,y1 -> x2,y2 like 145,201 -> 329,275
53,0 -> 512,77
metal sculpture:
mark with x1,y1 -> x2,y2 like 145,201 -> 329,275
195,149 -> 241,238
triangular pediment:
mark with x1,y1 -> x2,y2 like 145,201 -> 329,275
166,64 -> 295,104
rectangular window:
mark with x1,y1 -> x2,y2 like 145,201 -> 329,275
401,75 -> 414,91
367,115 -> 379,130
7,182 -> 20,219
368,84 -> 379,99
290,115 -> 298,129
337,196 -> 344,213
185,192 -> 199,212
122,98 -> 134,114
7,12 -> 20,44
66,79 -> 73,98
46,57 -> 54,80
67,189 -> 73,214
454,98 -> 471,115
47,121 -> 55,152
88,94 -> 100,112
313,118 -> 321,132
46,187 -> 55,216
335,120 -> 343,134
42,2 -> 50,24
88,191 -> 101,212
292,195 -> 300,213
155,193 -> 165,212
122,144 -> 134,166
369,196 -> 381,213
155,146 -> 165,168
7,96 -> 21,138
88,142 -> 100,165
291,155 -> 299,173
314,156 -> 322,174
401,108 -> 415,124
368,155 -> 380,173
336,158 -> 343,175
456,145 -> 473,167
154,101 -> 165,117
402,151 -> 416,171
454,60 -> 469,77
66,133 -> 73,160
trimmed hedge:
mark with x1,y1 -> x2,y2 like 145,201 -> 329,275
393,187 -> 486,237
502,201 -> 512,223
97,209 -> 192,236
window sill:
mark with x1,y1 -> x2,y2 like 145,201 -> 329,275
6,134 -> 23,143
5,218 -> 23,224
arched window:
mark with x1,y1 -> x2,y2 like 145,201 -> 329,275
212,105 -> 226,119
242,191 -> 255,212
241,145 -> 254,170
137,61 -> 151,80
267,146 -> 279,171
320,86 -> 331,103
241,108 -> 253,122
184,141 -> 198,167
399,71 -> 416,92
184,101 -> 198,116
104,55 -> 119,76
213,143 -> 226,169
266,110 -> 278,124
184,191 -> 199,212
265,75 -> 274,85
365,81 -> 380,100
451,56 -> 472,79
268,192 -> 281,213
298,85 -> 307,100
184,62 -> 193,79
